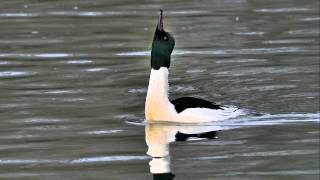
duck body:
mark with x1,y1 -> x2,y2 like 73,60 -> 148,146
145,10 -> 244,123
145,67 -> 243,123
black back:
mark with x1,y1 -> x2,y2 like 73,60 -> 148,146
170,97 -> 223,113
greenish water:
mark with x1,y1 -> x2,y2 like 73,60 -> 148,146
0,0 -> 319,179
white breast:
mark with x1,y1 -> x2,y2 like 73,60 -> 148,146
145,67 -> 178,121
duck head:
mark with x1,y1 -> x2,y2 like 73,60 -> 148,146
151,10 -> 175,70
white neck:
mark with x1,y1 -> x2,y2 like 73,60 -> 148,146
145,67 -> 177,121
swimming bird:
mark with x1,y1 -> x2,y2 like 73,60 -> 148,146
145,10 -> 244,123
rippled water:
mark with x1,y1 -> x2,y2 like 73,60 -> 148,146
0,0 -> 319,179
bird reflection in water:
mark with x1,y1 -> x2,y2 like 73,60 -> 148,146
145,123 -> 222,180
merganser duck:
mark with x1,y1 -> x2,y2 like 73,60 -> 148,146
145,10 -> 244,123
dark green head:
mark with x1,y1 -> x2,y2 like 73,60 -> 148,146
151,10 -> 175,70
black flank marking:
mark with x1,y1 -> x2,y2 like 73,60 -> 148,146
153,173 -> 175,180
170,97 -> 223,113
175,131 -> 219,142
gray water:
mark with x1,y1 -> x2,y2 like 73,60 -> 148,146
0,0 -> 319,179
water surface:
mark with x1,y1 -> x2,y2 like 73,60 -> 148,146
0,0 -> 319,179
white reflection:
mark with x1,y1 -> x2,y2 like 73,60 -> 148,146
66,60 -> 92,64
0,71 -> 33,77
0,53 -> 74,58
253,8 -> 310,13
145,123 -> 222,179
116,47 -> 306,57
86,67 -> 109,72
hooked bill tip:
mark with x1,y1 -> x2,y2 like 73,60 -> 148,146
158,9 -> 164,31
